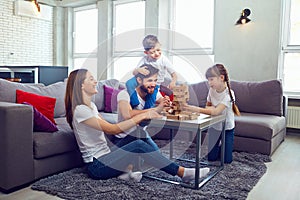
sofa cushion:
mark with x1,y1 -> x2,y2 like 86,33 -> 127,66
235,112 -> 286,140
104,85 -> 124,113
93,79 -> 126,112
231,80 -> 283,116
33,117 -> 78,159
23,102 -> 58,132
0,78 -> 66,117
16,90 -> 56,124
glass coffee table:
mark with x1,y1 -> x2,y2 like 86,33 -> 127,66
140,114 -> 226,189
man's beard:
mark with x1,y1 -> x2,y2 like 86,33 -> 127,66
140,85 -> 155,94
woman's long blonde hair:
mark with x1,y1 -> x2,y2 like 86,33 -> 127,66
65,69 -> 88,129
205,64 -> 241,116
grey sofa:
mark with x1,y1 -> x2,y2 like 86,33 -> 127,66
0,78 -> 123,192
186,79 -> 287,155
0,78 -> 286,192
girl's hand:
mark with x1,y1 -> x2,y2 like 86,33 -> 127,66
137,66 -> 150,76
182,103 -> 198,112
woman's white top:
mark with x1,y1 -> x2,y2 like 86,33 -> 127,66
72,102 -> 111,163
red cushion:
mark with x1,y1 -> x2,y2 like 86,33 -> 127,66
16,89 -> 56,124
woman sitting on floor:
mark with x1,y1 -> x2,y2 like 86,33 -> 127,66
64,68 -> 209,183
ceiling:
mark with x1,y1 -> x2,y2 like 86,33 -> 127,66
40,0 -> 98,7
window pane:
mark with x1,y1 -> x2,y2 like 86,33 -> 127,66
172,55 -> 214,84
283,53 -> 300,92
289,0 -> 300,45
112,57 -> 141,82
174,0 -> 214,49
114,1 -> 145,51
74,8 -> 98,53
74,57 -> 98,79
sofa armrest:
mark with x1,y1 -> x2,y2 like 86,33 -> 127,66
0,102 -> 34,192
283,94 -> 288,118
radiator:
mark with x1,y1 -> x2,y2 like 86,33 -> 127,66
287,106 -> 300,129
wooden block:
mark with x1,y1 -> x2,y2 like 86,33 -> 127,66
173,97 -> 188,102
178,114 -> 189,120
189,114 -> 198,120
166,115 -> 179,120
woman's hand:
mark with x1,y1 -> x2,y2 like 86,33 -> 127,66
145,109 -> 163,120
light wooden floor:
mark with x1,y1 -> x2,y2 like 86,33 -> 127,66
1,133 -> 300,200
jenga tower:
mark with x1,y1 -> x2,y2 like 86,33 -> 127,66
163,84 -> 198,120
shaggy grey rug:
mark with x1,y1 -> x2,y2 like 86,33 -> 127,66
32,141 -> 271,200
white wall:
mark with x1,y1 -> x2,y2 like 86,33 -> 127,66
0,0 -> 53,66
0,0 -> 282,82
214,0 -> 282,81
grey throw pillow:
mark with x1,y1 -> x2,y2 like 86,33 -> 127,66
230,80 -> 283,116
0,79 -> 66,117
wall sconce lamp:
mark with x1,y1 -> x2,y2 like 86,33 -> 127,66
236,8 -> 251,25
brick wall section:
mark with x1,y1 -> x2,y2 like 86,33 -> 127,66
0,0 -> 53,65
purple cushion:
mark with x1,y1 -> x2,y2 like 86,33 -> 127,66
93,79 -> 125,111
104,85 -> 123,113
23,102 -> 58,132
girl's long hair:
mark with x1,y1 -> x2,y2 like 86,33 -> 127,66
65,69 -> 88,129
205,64 -> 241,116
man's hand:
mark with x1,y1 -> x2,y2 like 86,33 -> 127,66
137,66 -> 150,76
155,96 -> 171,113
162,96 -> 171,107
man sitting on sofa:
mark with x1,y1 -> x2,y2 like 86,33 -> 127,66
111,64 -> 170,149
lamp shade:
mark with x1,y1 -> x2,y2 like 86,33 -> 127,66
236,8 -> 251,25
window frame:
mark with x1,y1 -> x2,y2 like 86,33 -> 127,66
110,0 -> 146,79
279,0 -> 300,98
166,0 -> 215,83
72,4 -> 98,70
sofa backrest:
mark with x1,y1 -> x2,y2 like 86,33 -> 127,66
93,79 -> 125,112
230,79 -> 283,116
188,81 -> 209,108
187,79 -> 284,117
0,78 -> 66,117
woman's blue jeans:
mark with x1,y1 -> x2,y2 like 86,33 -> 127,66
207,128 -> 234,163
112,127 -> 159,151
87,139 -> 179,180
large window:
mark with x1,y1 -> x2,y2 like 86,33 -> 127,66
280,0 -> 300,96
71,1 -> 214,84
172,0 -> 214,50
169,0 -> 214,83
73,5 -> 98,77
111,0 -> 145,82
112,0 -> 214,83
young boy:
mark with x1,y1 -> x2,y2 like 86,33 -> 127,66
126,35 -> 177,99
